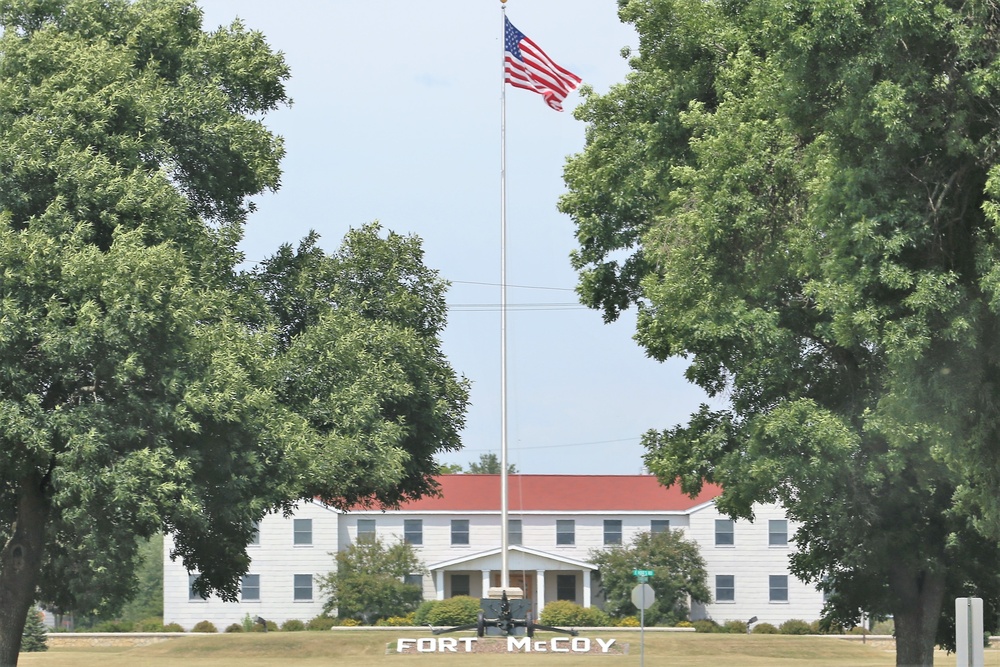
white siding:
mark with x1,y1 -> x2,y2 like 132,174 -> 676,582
163,501 -> 338,631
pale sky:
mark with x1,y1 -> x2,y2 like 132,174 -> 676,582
197,0 -> 712,474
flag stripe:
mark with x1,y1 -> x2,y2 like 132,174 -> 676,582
504,17 -> 580,112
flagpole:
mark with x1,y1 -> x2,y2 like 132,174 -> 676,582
499,0 -> 510,594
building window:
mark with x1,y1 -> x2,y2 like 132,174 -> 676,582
715,519 -> 734,546
651,519 -> 670,534
188,574 -> 206,601
294,574 -> 313,601
508,519 -> 522,546
293,518 -> 312,546
451,519 -> 470,545
404,519 -> 423,545
404,574 -> 423,590
241,574 -> 260,601
715,575 -> 735,602
357,518 -> 376,541
249,521 -> 260,546
556,520 -> 575,545
451,574 -> 470,597
769,519 -> 788,546
769,575 -> 788,602
604,519 -> 623,545
556,575 -> 576,601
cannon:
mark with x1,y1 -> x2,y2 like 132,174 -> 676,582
431,589 -> 578,638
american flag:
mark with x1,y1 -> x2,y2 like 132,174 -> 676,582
504,17 -> 581,112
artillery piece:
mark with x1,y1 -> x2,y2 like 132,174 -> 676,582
431,588 -> 578,638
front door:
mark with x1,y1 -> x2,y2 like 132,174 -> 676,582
492,572 -> 535,612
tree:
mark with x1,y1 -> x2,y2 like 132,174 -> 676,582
590,530 -> 709,626
17,609 -> 45,654
466,452 -> 517,474
560,1 -> 1000,664
319,535 -> 425,624
0,2 -> 467,664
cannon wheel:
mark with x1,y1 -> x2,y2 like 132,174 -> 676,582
476,611 -> 485,637
525,611 -> 534,638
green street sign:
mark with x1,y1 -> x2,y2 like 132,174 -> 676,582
633,569 -> 655,578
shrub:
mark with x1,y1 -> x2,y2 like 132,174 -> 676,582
540,601 -> 609,627
871,619 -> 895,635
163,623 -> 184,632
250,619 -> 279,632
376,613 -> 416,626
335,618 -> 360,627
133,617 -> 168,632
779,619 -> 811,635
280,619 -> 306,632
614,616 -> 641,627
413,600 -> 439,626
674,620 -> 693,628
693,619 -> 721,633
722,620 -> 748,634
307,615 -> 337,631
224,623 -> 244,633
90,620 -> 134,633
848,626 -> 869,635
191,620 -> 218,633
425,596 -> 480,626
752,622 -> 779,634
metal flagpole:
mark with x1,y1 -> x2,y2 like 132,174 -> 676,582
499,0 -> 510,593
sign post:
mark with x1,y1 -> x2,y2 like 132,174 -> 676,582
632,571 -> 655,667
955,597 -> 984,667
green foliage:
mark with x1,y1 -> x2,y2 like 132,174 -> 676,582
692,619 -> 720,633
89,620 -> 134,633
560,0 -> 1000,661
722,620 -> 748,634
466,453 -> 517,474
118,535 -> 164,625
20,607 -> 47,652
163,623 -> 184,633
590,530 -> 709,626
423,596 -> 480,627
132,617 -> 168,632
779,619 -> 812,635
191,621 -> 217,633
752,623 -> 779,635
280,619 -> 306,632
241,614 -> 255,633
319,535 -> 425,624
375,613 -> 416,627
538,601 -> 609,627
614,616 -> 641,627
306,616 -> 337,631
412,600 -> 438,626
224,623 -> 243,633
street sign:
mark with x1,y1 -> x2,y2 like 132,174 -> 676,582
631,583 -> 656,610
633,569 -> 654,578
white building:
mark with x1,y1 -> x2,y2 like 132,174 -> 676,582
163,475 -> 823,629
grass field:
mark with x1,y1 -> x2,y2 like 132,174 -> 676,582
16,631 -> 1000,667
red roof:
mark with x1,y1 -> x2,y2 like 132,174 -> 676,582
394,475 -> 721,512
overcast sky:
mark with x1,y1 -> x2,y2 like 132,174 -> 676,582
197,0 -> 714,475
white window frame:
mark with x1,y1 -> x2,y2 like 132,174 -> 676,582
451,519 -> 470,545
604,519 -> 623,545
241,574 -> 260,601
769,575 -> 789,603
768,519 -> 788,547
404,519 -> 423,545
556,519 -> 575,546
294,574 -> 313,601
715,574 -> 735,602
293,518 -> 312,546
357,518 -> 376,541
715,519 -> 735,546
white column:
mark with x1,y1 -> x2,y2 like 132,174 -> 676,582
481,570 -> 491,598
582,570 -> 592,608
536,570 -> 546,617
436,570 -> 445,600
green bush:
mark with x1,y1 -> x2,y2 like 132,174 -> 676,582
20,607 -> 48,652
674,620 -> 693,628
306,615 -> 337,631
224,623 -> 244,633
133,617 -> 169,632
413,600 -> 439,626
779,619 -> 811,635
163,623 -> 184,632
693,619 -> 721,633
722,620 -> 748,634
614,616 -> 641,627
871,619 -> 895,635
376,613 -> 416,626
280,619 -> 306,632
89,620 -> 134,633
250,619 -> 279,632
752,622 -> 779,634
425,596 -> 480,626
334,618 -> 360,627
191,620 -> 218,633
538,601 -> 609,627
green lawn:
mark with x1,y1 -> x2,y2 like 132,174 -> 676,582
17,631 -> 995,667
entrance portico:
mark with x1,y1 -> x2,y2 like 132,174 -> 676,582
428,545 -> 596,616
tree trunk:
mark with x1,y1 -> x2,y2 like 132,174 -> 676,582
0,476 -> 48,667
889,565 -> 947,667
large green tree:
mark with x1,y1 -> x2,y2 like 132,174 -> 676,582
590,529 -> 709,626
560,0 -> 1000,664
0,2 -> 467,664
319,535 -> 425,624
